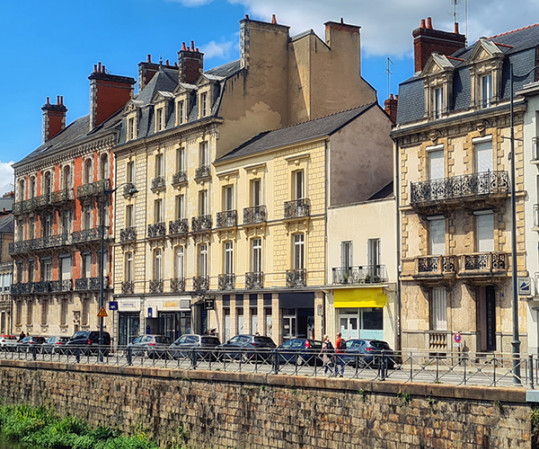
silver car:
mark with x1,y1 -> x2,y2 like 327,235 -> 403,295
128,334 -> 171,358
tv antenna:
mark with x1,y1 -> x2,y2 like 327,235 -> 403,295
386,57 -> 393,99
450,0 -> 468,42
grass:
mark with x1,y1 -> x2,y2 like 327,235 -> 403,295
0,403 -> 188,449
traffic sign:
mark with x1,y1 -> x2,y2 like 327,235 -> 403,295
454,332 -> 461,344
108,301 -> 118,311
97,307 -> 108,318
518,277 -> 531,296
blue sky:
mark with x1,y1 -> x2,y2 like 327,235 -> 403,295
0,0 -> 538,194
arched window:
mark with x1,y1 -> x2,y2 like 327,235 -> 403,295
29,177 -> 36,199
43,172 -> 51,196
18,179 -> 25,202
100,153 -> 109,180
84,159 -> 93,184
62,165 -> 71,190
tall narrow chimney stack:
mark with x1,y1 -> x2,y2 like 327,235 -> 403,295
41,95 -> 67,143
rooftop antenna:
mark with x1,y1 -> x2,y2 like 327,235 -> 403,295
386,58 -> 393,99
451,0 -> 459,27
451,0 -> 468,43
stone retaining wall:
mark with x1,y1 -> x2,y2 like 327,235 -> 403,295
0,360 -> 534,448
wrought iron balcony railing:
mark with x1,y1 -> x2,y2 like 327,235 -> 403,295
151,176 -> 166,192
218,273 -> 235,290
149,279 -> 163,293
170,278 -> 186,292
192,215 -> 212,233
169,218 -> 189,236
77,179 -> 111,199
11,282 -> 33,295
52,188 -> 75,204
148,222 -> 166,239
33,281 -> 52,293
216,210 -> 237,228
243,205 -> 267,225
9,233 -> 71,255
195,165 -> 211,180
332,265 -> 389,284
50,280 -> 73,292
459,252 -> 508,276
121,281 -> 134,294
75,277 -> 105,291
172,171 -> 188,186
72,228 -> 105,244
286,269 -> 307,288
245,271 -> 264,289
193,276 -> 209,291
410,171 -> 509,207
120,227 -> 137,243
415,256 -> 457,275
284,198 -> 311,219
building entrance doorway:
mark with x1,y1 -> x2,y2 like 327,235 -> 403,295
478,285 -> 496,352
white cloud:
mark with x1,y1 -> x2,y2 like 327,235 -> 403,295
201,40 -> 236,59
0,161 -> 14,196
227,0 -> 539,57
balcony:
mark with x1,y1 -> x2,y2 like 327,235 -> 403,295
194,165 -> 211,181
218,273 -> 235,290
332,265 -> 389,285
151,176 -> 166,192
410,171 -> 509,213
172,171 -> 188,186
9,240 -> 30,255
52,188 -> 75,204
77,179 -> 111,200
72,228 -> 104,245
459,252 -> 508,280
148,222 -> 166,239
286,269 -> 307,288
244,272 -> 264,290
192,215 -> 212,233
171,278 -> 186,292
13,198 -> 35,215
121,281 -> 134,294
120,227 -> 137,243
169,218 -> 188,236
123,183 -> 137,198
11,282 -> 33,295
75,277 -> 104,291
9,234 -> 71,255
284,198 -> 311,220
33,281 -> 52,293
149,279 -> 163,293
243,205 -> 267,225
33,193 -> 53,210
50,280 -> 73,292
216,210 -> 237,229
193,276 -> 209,292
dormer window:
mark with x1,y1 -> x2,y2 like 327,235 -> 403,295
480,73 -> 493,108
200,92 -> 208,117
156,107 -> 164,132
177,100 -> 185,125
421,54 -> 454,120
128,117 -> 135,140
433,87 -> 443,119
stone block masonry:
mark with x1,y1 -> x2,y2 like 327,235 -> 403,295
0,360 -> 533,449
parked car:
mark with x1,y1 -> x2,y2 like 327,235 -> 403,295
0,335 -> 18,351
218,334 -> 276,362
169,334 -> 221,360
16,336 -> 46,353
64,331 -> 111,355
128,335 -> 171,358
277,338 -> 323,366
341,339 -> 396,369
42,336 -> 70,354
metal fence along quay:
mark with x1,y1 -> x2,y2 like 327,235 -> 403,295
1,346 -> 538,388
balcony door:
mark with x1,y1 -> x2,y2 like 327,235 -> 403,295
475,140 -> 493,173
428,147 -> 444,180
476,212 -> 494,252
429,217 -> 445,255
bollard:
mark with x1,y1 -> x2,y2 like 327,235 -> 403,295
76,347 -> 80,364
127,346 -> 132,366
32,345 -> 37,361
273,349 -> 279,374
191,348 -> 198,370
530,355 -> 534,389
379,352 -> 386,381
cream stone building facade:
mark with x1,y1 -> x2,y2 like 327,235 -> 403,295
326,190 -> 398,347
392,20 -> 539,353
112,16 -> 388,345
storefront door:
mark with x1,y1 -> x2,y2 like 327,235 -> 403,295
339,314 -> 359,340
282,313 -> 296,341
118,312 -> 140,346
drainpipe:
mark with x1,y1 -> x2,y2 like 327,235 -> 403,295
324,139 -> 329,336
394,139 -> 402,351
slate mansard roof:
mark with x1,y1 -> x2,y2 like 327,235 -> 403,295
397,23 -> 539,125
217,102 -> 377,163
118,60 -> 242,145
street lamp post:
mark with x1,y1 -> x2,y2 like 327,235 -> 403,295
509,63 -> 539,385
98,182 -> 138,362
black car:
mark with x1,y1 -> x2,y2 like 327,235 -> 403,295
16,336 -> 46,353
42,336 -> 70,354
168,334 -> 221,360
341,339 -> 396,369
218,334 -> 276,362
277,338 -> 323,366
64,331 -> 111,355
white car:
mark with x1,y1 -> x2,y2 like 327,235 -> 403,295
0,335 -> 18,351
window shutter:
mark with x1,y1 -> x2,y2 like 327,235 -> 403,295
430,219 -> 445,255
429,150 -> 444,180
475,141 -> 493,173
432,287 -> 447,330
477,213 -> 494,252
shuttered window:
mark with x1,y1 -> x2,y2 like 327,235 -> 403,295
428,149 -> 444,180
475,140 -> 493,173
429,218 -> 445,255
476,212 -> 494,252
432,287 -> 447,330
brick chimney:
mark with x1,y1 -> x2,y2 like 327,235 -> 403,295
177,41 -> 204,84
138,54 -> 160,90
88,62 -> 136,130
384,94 -> 398,123
41,96 -> 67,143
413,17 -> 466,73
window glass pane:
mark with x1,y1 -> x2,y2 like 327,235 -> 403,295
475,141 -> 493,173
432,287 -> 447,330
429,150 -> 444,180
361,308 -> 383,330
477,213 -> 494,252
430,218 -> 445,255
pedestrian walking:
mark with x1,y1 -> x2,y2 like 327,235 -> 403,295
319,335 -> 335,376
18,331 -> 26,342
335,332 -> 346,377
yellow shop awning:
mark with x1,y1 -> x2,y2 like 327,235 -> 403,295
334,288 -> 387,308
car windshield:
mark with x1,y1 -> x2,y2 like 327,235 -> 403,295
254,337 -> 273,345
370,341 -> 390,350
201,337 -> 219,345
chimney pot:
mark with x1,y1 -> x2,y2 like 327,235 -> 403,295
94,64 -> 97,73
191,41 -> 195,51
420,18 -> 426,28
166,59 -> 169,66
340,17 -> 344,24
46,96 -> 50,104
56,95 -> 60,105
196,48 -> 199,52
272,14 -> 276,24
103,65 -> 106,73
454,22 -> 459,34
182,42 -> 187,51
245,14 -> 249,20
98,62 -> 102,72
147,54 -> 152,63
427,17 -> 433,29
